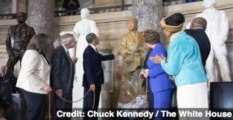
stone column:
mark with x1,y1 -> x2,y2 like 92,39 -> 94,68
27,0 -> 54,37
27,0 -> 55,58
132,0 -> 163,33
131,0 -> 164,109
26,2 -> 54,119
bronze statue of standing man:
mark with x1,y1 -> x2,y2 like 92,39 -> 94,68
4,12 -> 35,81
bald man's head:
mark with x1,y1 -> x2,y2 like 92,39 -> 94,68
190,17 -> 207,30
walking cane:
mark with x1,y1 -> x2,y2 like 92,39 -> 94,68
48,93 -> 51,120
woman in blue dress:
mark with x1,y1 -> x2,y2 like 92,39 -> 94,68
141,30 -> 175,120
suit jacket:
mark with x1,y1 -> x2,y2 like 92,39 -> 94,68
50,45 -> 75,94
83,45 -> 114,87
185,29 -> 211,67
146,43 -> 174,92
16,50 -> 50,94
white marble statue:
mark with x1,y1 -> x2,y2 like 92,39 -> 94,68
196,0 -> 231,82
71,8 -> 99,108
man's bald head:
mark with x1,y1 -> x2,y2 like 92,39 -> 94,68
190,17 -> 207,30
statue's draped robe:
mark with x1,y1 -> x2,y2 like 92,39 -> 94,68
196,8 -> 231,82
71,18 -> 99,108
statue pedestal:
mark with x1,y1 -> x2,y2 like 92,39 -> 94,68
72,77 -> 84,108
100,48 -> 114,108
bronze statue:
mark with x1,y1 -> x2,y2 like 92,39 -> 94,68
117,18 -> 146,103
63,0 -> 80,11
4,12 -> 35,81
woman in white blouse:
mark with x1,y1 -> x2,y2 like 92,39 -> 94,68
16,33 -> 52,120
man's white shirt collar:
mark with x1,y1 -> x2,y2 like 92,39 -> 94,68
89,44 -> 97,52
62,44 -> 68,52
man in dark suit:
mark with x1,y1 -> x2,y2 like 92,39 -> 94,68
83,33 -> 115,119
50,33 -> 77,120
185,17 -> 211,67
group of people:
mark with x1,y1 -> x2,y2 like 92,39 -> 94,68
16,31 -> 115,120
16,13 -> 212,120
15,13 -> 217,120
0,9 -> 114,120
139,13 -> 210,120
140,1 -> 231,120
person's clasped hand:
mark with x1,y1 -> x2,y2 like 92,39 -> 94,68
143,69 -> 149,78
139,69 -> 149,79
55,89 -> 63,97
90,84 -> 95,91
152,55 -> 166,63
71,57 -> 78,64
43,84 -> 52,93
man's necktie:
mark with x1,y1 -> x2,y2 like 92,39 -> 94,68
96,48 -> 99,53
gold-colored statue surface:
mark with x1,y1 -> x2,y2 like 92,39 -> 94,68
118,18 -> 145,73
118,18 -> 146,104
